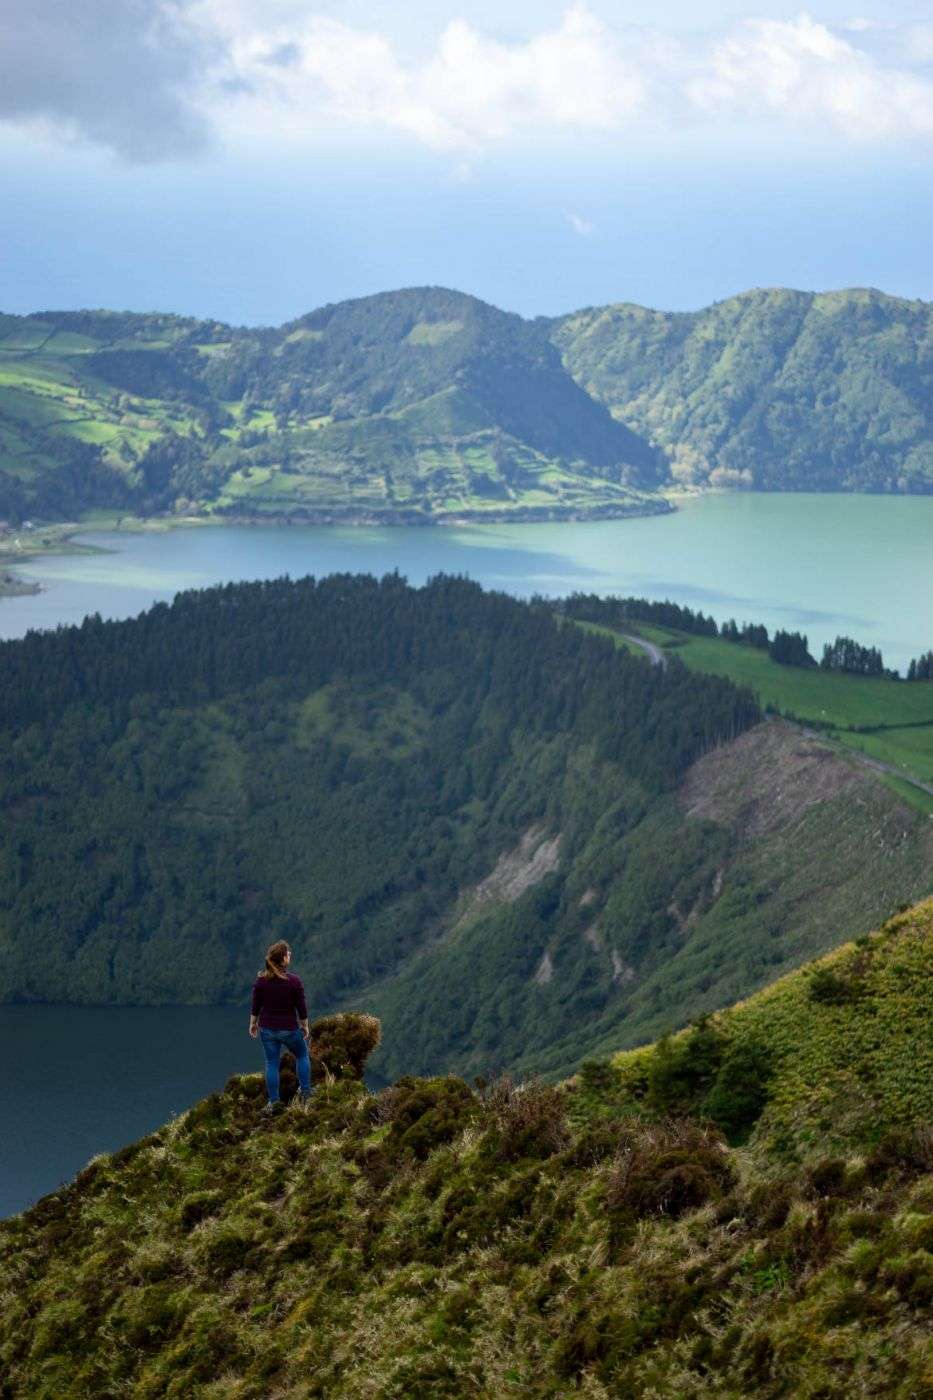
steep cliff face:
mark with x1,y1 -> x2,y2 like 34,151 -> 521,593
2,901 -> 930,1398
408,717 -> 932,1082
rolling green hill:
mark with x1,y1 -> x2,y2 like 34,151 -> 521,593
1,575 -> 929,1083
2,284 -> 932,526
0,290 -> 663,525
2,901 -> 930,1398
550,286 -> 933,493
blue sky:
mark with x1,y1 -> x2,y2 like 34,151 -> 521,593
2,2 -> 933,323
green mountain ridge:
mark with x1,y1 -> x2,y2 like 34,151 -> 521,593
1,575 -> 929,1084
2,899 -> 930,1397
551,285 -> 933,492
1,284 -> 931,524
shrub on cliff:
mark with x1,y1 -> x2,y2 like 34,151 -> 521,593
309,1012 -> 382,1084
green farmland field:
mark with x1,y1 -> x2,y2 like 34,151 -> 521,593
584,620 -> 933,803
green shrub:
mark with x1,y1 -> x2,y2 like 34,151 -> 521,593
647,1020 -> 725,1116
479,1075 -> 569,1162
28,1299 -> 89,1361
837,1208 -> 885,1240
558,1121 -> 631,1168
438,1167 -> 538,1256
806,1157 -> 849,1198
702,1038 -> 772,1141
310,1012 -> 382,1083
604,1120 -> 734,1232
382,1076 -> 477,1160
183,1094 -> 225,1130
578,1059 -> 617,1095
880,1251 -> 933,1309
111,1283 -> 190,1349
178,1190 -> 223,1231
808,966 -> 858,1005
223,1073 -> 265,1103
866,1126 -> 933,1180
198,1225 -> 255,1278
743,1178 -> 794,1231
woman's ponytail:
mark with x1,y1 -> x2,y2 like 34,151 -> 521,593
260,939 -> 291,979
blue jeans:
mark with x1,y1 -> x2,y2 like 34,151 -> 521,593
259,1027 -> 312,1103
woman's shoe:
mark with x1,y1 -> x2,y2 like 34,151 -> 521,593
261,1101 -> 284,1116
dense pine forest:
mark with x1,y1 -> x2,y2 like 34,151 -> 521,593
0,575 -> 755,1068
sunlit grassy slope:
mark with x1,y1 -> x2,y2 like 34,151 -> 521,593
613,896 -> 933,1152
1,902 -> 930,1398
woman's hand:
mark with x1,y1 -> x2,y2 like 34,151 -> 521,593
249,1017 -> 259,1039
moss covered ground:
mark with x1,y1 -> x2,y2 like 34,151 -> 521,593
2,901 -> 930,1398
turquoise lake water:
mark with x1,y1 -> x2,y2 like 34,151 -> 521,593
2,492 -> 932,671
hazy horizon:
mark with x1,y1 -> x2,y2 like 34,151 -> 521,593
13,276 -> 932,331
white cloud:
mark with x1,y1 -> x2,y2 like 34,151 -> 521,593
903,24 -> 933,64
841,18 -> 893,34
566,211 -> 595,236
199,4 -> 645,150
4,4 -> 933,161
203,5 -> 933,152
688,14 -> 933,141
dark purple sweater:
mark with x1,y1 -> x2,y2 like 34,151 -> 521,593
250,972 -> 308,1030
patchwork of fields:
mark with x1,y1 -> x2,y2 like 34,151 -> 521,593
0,294 -> 666,523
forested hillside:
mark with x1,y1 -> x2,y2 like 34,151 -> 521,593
2,575 -> 929,1080
551,286 -> 933,492
2,901 -> 930,1398
2,284 -> 931,525
0,290 -> 662,524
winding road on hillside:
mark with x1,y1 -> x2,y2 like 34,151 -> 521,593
621,633 -> 667,667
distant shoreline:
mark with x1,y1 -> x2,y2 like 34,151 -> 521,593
0,569 -> 41,599
0,520 -> 112,600
197,497 -> 675,529
0,495 -> 677,598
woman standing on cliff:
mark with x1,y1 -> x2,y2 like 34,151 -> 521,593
249,940 -> 313,1113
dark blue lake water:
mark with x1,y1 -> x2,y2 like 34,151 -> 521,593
0,1006 -> 258,1217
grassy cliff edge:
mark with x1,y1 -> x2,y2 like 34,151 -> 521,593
1,899 -> 930,1398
